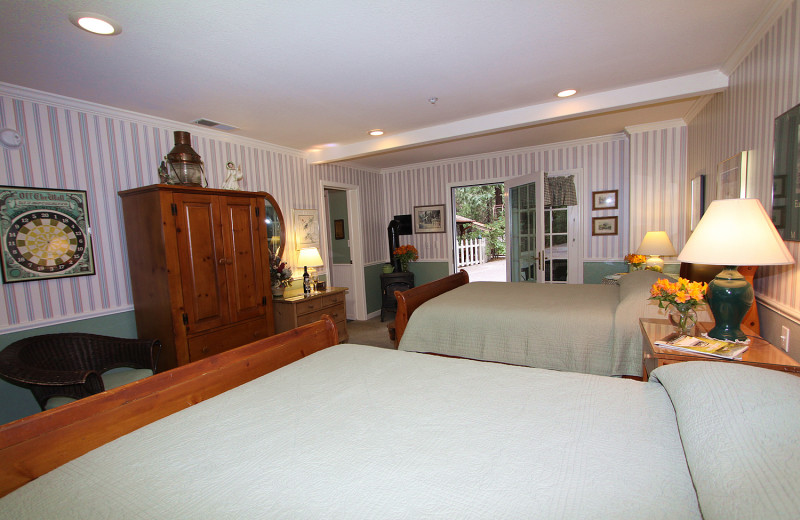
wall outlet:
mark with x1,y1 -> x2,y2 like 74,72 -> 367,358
780,326 -> 791,352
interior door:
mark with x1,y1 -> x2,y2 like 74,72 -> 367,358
505,172 -> 545,282
221,196 -> 266,323
173,193 -> 229,333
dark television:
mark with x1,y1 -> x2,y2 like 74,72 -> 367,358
393,214 -> 412,235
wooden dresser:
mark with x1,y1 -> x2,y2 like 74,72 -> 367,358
273,287 -> 348,343
118,184 -> 275,372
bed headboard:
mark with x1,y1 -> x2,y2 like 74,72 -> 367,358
0,316 -> 339,498
394,270 -> 469,346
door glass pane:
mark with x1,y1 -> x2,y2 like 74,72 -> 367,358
509,182 -> 537,282
552,208 -> 567,233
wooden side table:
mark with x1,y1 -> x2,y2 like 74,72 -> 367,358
640,318 -> 800,381
273,287 -> 349,343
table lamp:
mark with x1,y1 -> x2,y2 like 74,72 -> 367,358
297,247 -> 324,294
677,198 -> 794,341
636,231 -> 676,271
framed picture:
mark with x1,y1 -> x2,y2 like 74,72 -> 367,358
717,151 -> 748,199
292,209 -> 320,250
334,219 -> 345,240
592,190 -> 618,210
413,204 -> 445,233
690,174 -> 706,231
0,185 -> 95,283
592,216 -> 618,236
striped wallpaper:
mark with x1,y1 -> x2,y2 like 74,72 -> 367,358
380,129 -> 689,265
0,85 -> 382,330
4,0 -> 795,331
687,0 -> 800,318
627,122 -> 688,255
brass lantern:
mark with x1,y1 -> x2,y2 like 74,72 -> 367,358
165,131 -> 206,186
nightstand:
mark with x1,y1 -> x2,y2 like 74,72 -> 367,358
273,287 -> 349,343
640,318 -> 800,381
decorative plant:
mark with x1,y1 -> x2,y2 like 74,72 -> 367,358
649,278 -> 708,311
270,255 -> 293,288
624,253 -> 646,269
649,277 -> 708,333
393,244 -> 419,271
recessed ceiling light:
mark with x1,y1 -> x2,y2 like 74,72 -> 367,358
69,12 -> 122,36
557,89 -> 577,98
368,129 -> 384,136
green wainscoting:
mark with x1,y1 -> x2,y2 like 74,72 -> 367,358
0,310 -> 138,424
365,261 -> 452,315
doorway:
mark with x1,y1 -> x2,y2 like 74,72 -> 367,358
451,183 -> 506,282
319,181 -> 366,320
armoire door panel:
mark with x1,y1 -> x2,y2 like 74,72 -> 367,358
174,194 -> 229,332
223,198 -> 266,322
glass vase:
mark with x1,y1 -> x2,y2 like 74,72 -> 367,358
668,305 -> 697,335
400,260 -> 409,272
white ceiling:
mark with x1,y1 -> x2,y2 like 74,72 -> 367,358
0,0 -> 788,170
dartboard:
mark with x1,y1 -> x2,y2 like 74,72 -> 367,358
5,210 -> 87,274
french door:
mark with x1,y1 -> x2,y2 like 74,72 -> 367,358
505,171 -> 581,283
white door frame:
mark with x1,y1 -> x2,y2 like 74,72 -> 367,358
317,180 -> 367,320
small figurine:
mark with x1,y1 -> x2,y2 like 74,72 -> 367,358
222,161 -> 243,190
157,160 -> 170,184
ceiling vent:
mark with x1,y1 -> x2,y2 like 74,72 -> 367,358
191,118 -> 239,131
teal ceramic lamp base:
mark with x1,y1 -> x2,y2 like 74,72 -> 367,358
707,266 -> 753,342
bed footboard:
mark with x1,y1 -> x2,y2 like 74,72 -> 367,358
394,270 -> 469,346
0,316 -> 339,498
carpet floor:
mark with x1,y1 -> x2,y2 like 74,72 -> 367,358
346,316 -> 395,349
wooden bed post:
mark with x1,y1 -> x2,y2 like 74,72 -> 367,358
0,317 -> 339,498
394,270 -> 469,346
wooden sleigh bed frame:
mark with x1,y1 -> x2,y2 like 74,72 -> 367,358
0,317 -> 340,498
394,270 -> 469,346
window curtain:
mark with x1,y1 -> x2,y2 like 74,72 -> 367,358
543,173 -> 577,207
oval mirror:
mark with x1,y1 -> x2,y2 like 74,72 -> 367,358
264,193 -> 285,260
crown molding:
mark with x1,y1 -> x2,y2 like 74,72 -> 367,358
624,119 -> 687,135
0,81 -> 306,159
721,0 -> 794,75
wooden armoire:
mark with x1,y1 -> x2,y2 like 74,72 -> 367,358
118,185 -> 275,371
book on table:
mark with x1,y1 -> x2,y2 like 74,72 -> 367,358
655,333 -> 749,360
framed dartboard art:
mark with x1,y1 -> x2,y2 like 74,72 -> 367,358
0,186 -> 95,283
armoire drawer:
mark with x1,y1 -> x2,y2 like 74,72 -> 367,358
188,319 -> 270,361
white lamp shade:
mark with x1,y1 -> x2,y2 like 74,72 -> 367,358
297,247 -> 324,267
636,231 -> 676,256
678,198 -> 794,266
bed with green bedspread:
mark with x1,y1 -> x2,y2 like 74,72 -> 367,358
398,270 -> 692,377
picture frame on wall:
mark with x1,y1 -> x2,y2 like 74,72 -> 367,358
0,185 -> 96,283
413,204 -> 446,233
591,216 -> 618,236
334,219 -> 345,240
591,190 -> 618,210
717,151 -> 748,199
292,209 -> 320,250
690,174 -> 706,231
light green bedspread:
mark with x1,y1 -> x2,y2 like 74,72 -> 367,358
398,270 -> 669,376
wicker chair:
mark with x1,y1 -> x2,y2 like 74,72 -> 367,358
0,333 -> 161,410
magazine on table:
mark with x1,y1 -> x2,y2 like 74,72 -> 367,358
655,332 -> 749,360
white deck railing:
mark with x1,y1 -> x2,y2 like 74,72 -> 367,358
457,237 -> 487,267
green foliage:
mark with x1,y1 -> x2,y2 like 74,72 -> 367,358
454,183 -> 505,258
